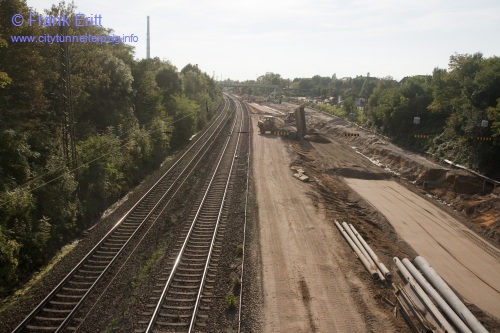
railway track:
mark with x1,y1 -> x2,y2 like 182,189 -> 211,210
136,95 -> 249,333
11,97 -> 235,333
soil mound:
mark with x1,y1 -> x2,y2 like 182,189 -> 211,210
328,167 -> 392,180
304,134 -> 331,143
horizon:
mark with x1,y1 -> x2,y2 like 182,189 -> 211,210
28,0 -> 500,81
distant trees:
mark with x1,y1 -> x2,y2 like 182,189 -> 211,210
427,53 -> 500,173
0,0 -> 221,295
241,53 -> 500,177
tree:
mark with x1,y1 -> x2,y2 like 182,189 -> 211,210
0,227 -> 20,294
156,62 -> 182,105
170,95 -> 198,148
0,36 -> 11,89
0,0 -> 224,297
77,130 -> 126,223
0,0 -> 47,130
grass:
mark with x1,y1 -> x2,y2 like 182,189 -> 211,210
167,213 -> 177,226
0,240 -> 79,314
232,277 -> 241,292
102,317 -> 120,333
131,243 -> 165,293
236,244 -> 244,256
225,293 -> 238,310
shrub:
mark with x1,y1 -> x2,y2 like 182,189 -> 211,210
225,293 -> 237,310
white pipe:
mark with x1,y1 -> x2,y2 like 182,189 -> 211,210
335,221 -> 379,280
394,257 -> 457,333
342,222 -> 385,281
402,258 -> 472,333
414,256 -> 489,333
349,224 -> 392,281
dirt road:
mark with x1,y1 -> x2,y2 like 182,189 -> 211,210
249,100 -> 499,331
345,178 -> 500,319
251,113 -> 394,332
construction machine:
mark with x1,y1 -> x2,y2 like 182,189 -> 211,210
285,112 -> 296,125
257,116 -> 278,134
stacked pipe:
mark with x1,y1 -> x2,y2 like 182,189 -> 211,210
394,256 -> 489,333
335,220 -> 392,282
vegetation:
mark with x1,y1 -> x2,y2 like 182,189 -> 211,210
236,243 -> 244,256
232,54 -> 500,178
0,0 -> 221,296
225,292 -> 237,310
232,276 -> 241,292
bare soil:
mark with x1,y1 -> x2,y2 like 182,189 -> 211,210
250,109 -> 404,332
247,99 -> 500,332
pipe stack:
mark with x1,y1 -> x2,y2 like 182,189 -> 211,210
335,220 -> 391,282
394,256 -> 489,333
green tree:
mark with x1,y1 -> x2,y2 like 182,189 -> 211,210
77,130 -> 125,223
170,95 -> 198,148
366,78 -> 399,129
0,228 -> 20,294
0,0 -> 47,129
32,155 -> 79,247
0,35 -> 11,89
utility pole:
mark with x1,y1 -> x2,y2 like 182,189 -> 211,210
58,19 -> 77,171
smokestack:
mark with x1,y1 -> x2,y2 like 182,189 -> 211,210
147,16 -> 150,59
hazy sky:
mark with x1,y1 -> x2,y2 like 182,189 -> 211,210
28,0 -> 500,81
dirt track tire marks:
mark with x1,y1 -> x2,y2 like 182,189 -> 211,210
251,111 -> 398,332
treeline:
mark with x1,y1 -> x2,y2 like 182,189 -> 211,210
234,54 -> 500,178
0,0 -> 221,295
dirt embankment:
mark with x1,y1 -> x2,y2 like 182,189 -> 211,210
258,101 -> 500,245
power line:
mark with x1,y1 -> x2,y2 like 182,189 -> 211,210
0,110 -> 200,209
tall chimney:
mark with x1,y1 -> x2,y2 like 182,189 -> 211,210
147,16 -> 150,59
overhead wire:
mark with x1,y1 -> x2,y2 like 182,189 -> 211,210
0,109 -> 203,209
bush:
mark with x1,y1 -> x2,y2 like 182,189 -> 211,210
236,244 -> 244,256
225,293 -> 237,310
232,276 -> 241,291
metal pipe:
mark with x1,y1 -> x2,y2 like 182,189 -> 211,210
394,257 -> 457,333
335,221 -> 379,280
402,258 -> 472,333
349,224 -> 392,281
342,222 -> 385,281
414,256 -> 489,333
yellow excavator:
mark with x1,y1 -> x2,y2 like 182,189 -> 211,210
285,112 -> 296,125
257,116 -> 278,134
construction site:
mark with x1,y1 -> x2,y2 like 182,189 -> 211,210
245,96 -> 499,333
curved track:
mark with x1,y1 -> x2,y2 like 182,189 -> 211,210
12,97 -> 235,333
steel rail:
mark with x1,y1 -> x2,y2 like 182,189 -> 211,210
72,103 -> 234,332
144,94 -> 242,333
187,96 -> 245,332
237,98 -> 251,333
11,97 -> 230,333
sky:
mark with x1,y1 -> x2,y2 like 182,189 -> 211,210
28,0 -> 500,81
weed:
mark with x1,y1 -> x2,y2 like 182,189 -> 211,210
236,244 -> 244,256
225,293 -> 237,310
102,317 -> 120,333
131,244 -> 165,293
167,213 -> 177,225
139,244 -> 165,279
232,276 -> 241,292
0,240 -> 78,314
